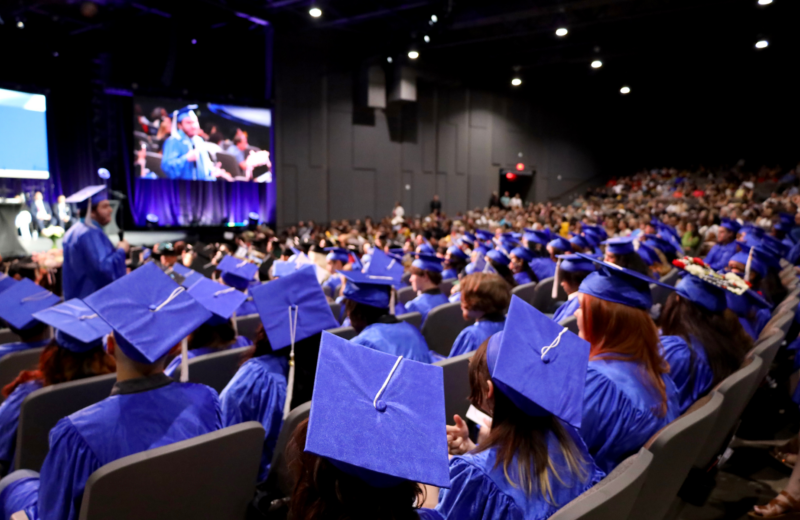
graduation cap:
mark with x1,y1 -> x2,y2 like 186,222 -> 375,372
417,243 -> 436,256
635,243 -> 660,266
32,299 -> 112,353
510,246 -> 534,263
218,255 -> 259,290
581,229 -> 602,248
0,273 -> 15,295
727,289 -> 772,317
674,274 -> 726,313
582,225 -> 608,240
643,234 -> 677,255
739,225 -> 765,239
488,296 -> 590,429
272,260 -> 298,278
556,254 -> 596,273
0,278 -> 61,330
729,251 -> 767,278
548,236 -> 573,252
473,243 -> 490,256
656,222 -> 680,241
576,253 -> 671,310
524,229 -> 550,246
186,277 -> 247,326
305,332 -> 450,488
365,249 -> 405,288
761,235 -> 789,257
446,245 -> 470,261
170,262 -> 198,285
174,104 -> 199,123
720,218 -> 741,233
411,253 -> 444,273
775,221 -> 794,233
462,232 -> 477,244
64,185 -> 107,213
475,229 -> 494,242
779,212 -> 796,225
568,234 -> 592,250
602,236 -> 636,255
340,271 -> 396,309
157,242 -> 177,256
324,247 -> 350,263
84,262 -> 212,379
486,249 -> 510,266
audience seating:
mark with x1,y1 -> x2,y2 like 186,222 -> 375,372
15,374 -> 117,472
774,296 -> 798,316
397,286 -> 416,306
762,310 -> 794,338
397,311 -> 422,329
559,315 -> 579,335
421,303 -> 471,357
658,268 -> 680,287
433,352 -> 474,426
0,348 -> 44,404
531,278 -> 568,313
144,152 -> 166,178
75,422 -> 264,520
550,448 -> 653,520
327,326 -> 357,341
511,281 -> 537,307
268,401 -> 311,496
0,329 -> 20,345
751,332 -> 784,388
650,283 -> 672,309
235,314 -> 261,342
440,278 -> 456,298
176,346 -> 251,393
216,151 -> 242,178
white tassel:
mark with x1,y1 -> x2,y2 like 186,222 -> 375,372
744,247 -> 754,281
231,311 -> 239,336
389,289 -> 396,316
179,337 -> 189,383
282,305 -> 299,419
551,258 -> 562,299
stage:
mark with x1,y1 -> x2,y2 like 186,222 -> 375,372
19,230 -> 189,254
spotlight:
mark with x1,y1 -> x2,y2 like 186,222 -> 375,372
511,78 -> 522,87
758,0 -> 772,5
755,39 -> 769,49
431,14 -> 438,22
555,27 -> 568,37
309,7 -> 322,18
408,50 -> 419,59
16,20 -> 24,29
387,56 -> 393,63
591,60 -> 603,69
191,38 -> 197,44
424,35 -> 430,43
97,168 -> 111,179
620,86 -> 631,95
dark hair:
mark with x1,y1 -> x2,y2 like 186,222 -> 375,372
288,419 -> 424,520
486,258 -> 517,288
410,266 -> 442,286
558,268 -> 590,292
344,299 -> 389,333
609,252 -> 652,277
10,321 -> 50,342
460,273 -> 511,317
659,293 -> 751,387
761,271 -> 788,306
188,321 -> 236,351
445,257 -> 468,277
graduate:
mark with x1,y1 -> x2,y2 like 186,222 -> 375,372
160,105 -> 219,181
0,279 -> 60,360
643,234 -> 679,265
568,234 -> 593,254
364,249 -> 408,316
726,289 -> 773,341
0,299 -> 116,475
430,296 -> 605,519
509,246 -> 537,285
406,254 -> 450,324
448,273 -> 509,358
704,217 -> 740,271
602,236 -> 652,277
551,255 -> 596,324
573,254 -> 680,473
220,265 -> 338,482
442,246 -> 469,280
342,271 -> 432,363
321,247 -> 350,298
485,249 -> 517,288
546,236 -> 572,260
635,242 -> 670,278
0,262 -> 220,520
526,230 -> 557,281
217,255 -> 260,317
61,186 -> 127,300
289,333 -> 450,520
163,277 -> 251,377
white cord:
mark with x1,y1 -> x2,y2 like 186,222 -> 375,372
373,356 -> 403,410
744,247 -> 754,281
540,328 -> 568,360
152,287 -> 185,312
282,305 -> 299,419
213,287 -> 237,297
179,337 -> 189,383
21,291 -> 53,302
551,258 -> 562,299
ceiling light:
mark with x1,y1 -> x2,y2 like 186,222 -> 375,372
620,86 -> 631,94
408,50 -> 419,59
16,20 -> 24,29
431,14 -> 438,23
511,78 -> 522,86
309,7 -> 322,18
755,39 -> 769,49
555,27 -> 568,37
424,35 -> 430,43
591,60 -> 603,69
758,0 -> 773,5
387,56 -> 393,63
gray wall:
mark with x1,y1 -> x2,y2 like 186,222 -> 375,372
274,57 -> 600,228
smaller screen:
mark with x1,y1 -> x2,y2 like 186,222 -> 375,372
0,88 -> 49,180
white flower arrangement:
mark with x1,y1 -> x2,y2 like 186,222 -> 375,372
41,226 -> 65,239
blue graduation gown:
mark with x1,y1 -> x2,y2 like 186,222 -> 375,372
406,292 -> 449,324
427,423 -> 604,520
1,380 -> 221,520
448,320 -> 505,358
0,380 -> 43,468
529,258 -> 556,281
552,297 -> 580,324
448,291 -> 461,304
580,358 -> 680,473
351,322 -> 432,363
0,339 -> 51,362
513,271 -> 533,285
62,219 -> 126,300
163,336 -> 252,377
322,274 -> 342,298
442,268 -> 458,280
738,309 -> 771,341
160,130 -> 215,181
220,354 -> 289,482
659,335 -> 714,414
703,241 -> 737,272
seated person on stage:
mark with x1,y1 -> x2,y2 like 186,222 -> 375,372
343,271 -> 432,363
289,333 -> 450,520
428,297 -> 604,519
160,105 -> 231,181
0,279 -> 60,360
509,245 -> 537,285
0,299 -> 116,476
551,255 -> 596,324
221,265 -> 337,482
28,192 -> 52,232
406,253 -> 449,324
52,195 -> 75,231
442,246 -> 469,280
448,273 -> 509,358
573,254 -> 680,473
485,250 -> 517,288
163,277 -> 251,378
704,218 -> 740,271
321,248 -> 350,298
226,133 -> 270,178
602,236 -> 652,277
0,262 -> 220,520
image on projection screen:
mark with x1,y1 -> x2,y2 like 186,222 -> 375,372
0,87 -> 49,180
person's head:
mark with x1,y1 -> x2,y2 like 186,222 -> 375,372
234,134 -> 249,151
459,273 -> 511,321
178,111 -> 201,138
717,226 -> 734,244
90,199 -> 114,226
556,257 -> 595,295
188,320 -> 237,351
410,266 -> 441,292
604,251 -> 652,277
33,191 -> 43,201
57,194 -> 65,204
344,298 -> 389,333
107,331 -> 177,377
504,191 -> 510,197
433,194 -> 439,202
326,258 -> 343,275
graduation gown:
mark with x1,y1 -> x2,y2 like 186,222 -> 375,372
552,297 -> 580,325
163,336 -> 252,377
703,241 -> 737,272
220,354 -> 289,482
406,291 -> 449,324
659,335 -> 714,414
0,339 -> 51,362
580,358 -> 680,473
0,381 -> 43,469
351,322 -> 432,363
448,320 -> 505,358
449,291 -> 461,304
529,258 -> 556,282
160,130 -> 215,181
425,423 -> 605,520
442,268 -> 458,280
513,271 -> 533,286
0,376 -> 221,520
62,219 -> 126,300
322,274 -> 343,298
739,308 -> 771,341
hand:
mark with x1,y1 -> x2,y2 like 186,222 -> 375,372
476,416 -> 492,446
185,150 -> 198,162
118,239 -> 130,254
446,415 -> 475,456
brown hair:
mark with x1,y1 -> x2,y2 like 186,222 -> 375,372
410,266 -> 442,286
579,294 -> 670,417
460,273 -> 511,317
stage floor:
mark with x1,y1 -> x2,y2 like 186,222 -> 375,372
21,230 -> 188,254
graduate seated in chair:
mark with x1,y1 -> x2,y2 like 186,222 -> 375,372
0,263 -> 221,520
442,246 -> 469,281
602,236 -> 653,278
406,254 -> 449,325
550,255 -> 596,324
524,230 -> 557,282
448,273 -> 508,358
321,248 -> 350,299
509,246 -> 537,285
484,250 -> 517,288
0,280 -> 60,361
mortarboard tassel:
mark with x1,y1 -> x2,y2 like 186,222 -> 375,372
231,311 -> 239,336
373,355 -> 403,410
551,258 -> 562,300
283,305 -> 299,419
179,337 -> 189,383
744,247 -> 754,281
389,288 -> 396,316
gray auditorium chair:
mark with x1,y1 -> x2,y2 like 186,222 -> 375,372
0,348 -> 44,404
511,281 -> 537,307
15,373 -> 117,472
439,278 -> 456,298
269,402 -> 311,496
421,302 -> 471,357
434,352 -> 474,426
559,315 -> 579,335
328,326 -> 357,340
530,277 -> 567,313
752,331 -> 783,386
659,268 -> 680,287
216,151 -> 243,177
397,311 -> 423,329
75,422 -> 264,520
763,310 -> 794,337
775,296 -> 799,316
329,301 -> 342,323
550,448 -> 653,520
235,313 -> 262,342
397,286 -> 416,306
145,152 -> 167,178
0,329 -> 20,345
176,346 -> 250,393
627,392 -> 724,520
650,282 -> 673,309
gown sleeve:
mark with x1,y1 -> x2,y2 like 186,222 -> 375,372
448,327 -> 476,358
0,382 -> 41,467
434,457 -> 523,520
83,231 -> 125,287
160,138 -> 188,180
1,476 -> 41,520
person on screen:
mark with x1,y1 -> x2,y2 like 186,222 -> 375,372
28,192 -> 52,232
160,105 -> 232,181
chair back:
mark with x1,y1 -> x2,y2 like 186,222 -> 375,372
421,302 -> 470,357
439,278 -> 456,297
559,315 -> 579,335
511,281 -> 537,307
659,268 -> 680,287
0,348 -> 44,404
215,151 -> 242,177
328,326 -> 357,340
16,373 -> 117,472
15,211 -> 32,240
144,152 -> 166,178
397,312 -> 422,330
78,422 -> 264,520
397,286 -> 416,306
763,310 -> 793,337
180,346 -> 250,393
329,301 -> 341,323
775,297 -> 799,316
0,329 -> 20,345
627,392 -> 723,520
650,283 -> 673,308
235,314 -> 262,342
531,277 -> 567,312
433,352 -> 474,426
753,332 -> 783,385
269,402 -> 311,496
550,448 -> 653,520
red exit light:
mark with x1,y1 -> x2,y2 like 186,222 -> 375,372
505,172 -> 517,181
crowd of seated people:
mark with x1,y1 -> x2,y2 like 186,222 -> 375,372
2,161 -> 800,519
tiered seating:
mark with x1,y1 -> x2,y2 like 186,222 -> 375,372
421,303 -> 471,357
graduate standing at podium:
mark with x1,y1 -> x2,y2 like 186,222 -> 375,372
61,186 -> 128,300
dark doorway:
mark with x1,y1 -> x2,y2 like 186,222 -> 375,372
499,169 -> 535,204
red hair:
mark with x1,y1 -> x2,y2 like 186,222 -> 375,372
579,294 -> 670,417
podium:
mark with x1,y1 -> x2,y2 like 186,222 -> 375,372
0,202 -> 27,258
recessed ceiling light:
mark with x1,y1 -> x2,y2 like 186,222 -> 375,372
424,35 -> 430,43
511,78 -> 522,86
591,60 -> 603,69
309,7 -> 322,18
408,50 -> 419,59
758,0 -> 773,5
620,86 -> 631,94
387,57 -> 393,63
755,39 -> 769,49
16,20 -> 24,29
431,14 -> 438,22
556,27 -> 568,37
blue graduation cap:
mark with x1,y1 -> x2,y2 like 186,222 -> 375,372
582,229 -> 602,248
170,262 -> 198,285
488,296 -> 590,429
218,255 -> 259,290
729,251 -> 766,278
636,243 -> 660,266
340,271 -> 396,309
0,278 -> 61,330
510,246 -> 535,263
462,232 -> 477,244
0,273 -> 15,295
656,222 -> 680,242
524,229 -> 550,246
602,236 -> 636,255
548,236 -> 573,252
446,245 -> 470,261
583,225 -> 608,240
84,262 -> 212,364
644,234 -> 677,255
720,217 -> 741,234
32,299 -> 112,353
174,104 -> 198,123
64,185 -> 107,212
779,212 -> 796,225
475,229 -> 494,242
762,235 -> 789,257
305,332 -> 450,488
250,266 -> 338,352
412,253 -> 444,273
576,253 -> 670,310
674,275 -> 725,313
568,234 -> 592,250
473,243 -> 490,256
499,239 -> 518,255
727,289 -> 772,317
775,221 -> 794,233
365,249 -> 405,288
187,277 -> 247,326
486,249 -> 511,266
272,260 -> 298,278
556,254 -> 596,273
739,225 -> 765,239
417,243 -> 436,255
324,247 -> 350,263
